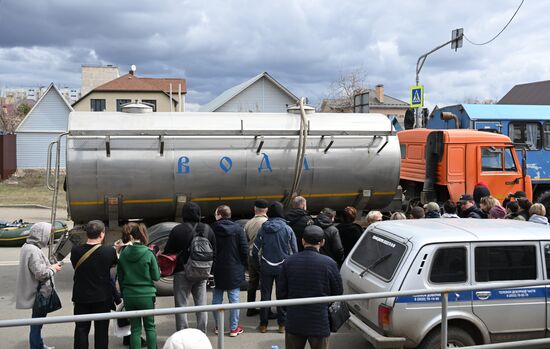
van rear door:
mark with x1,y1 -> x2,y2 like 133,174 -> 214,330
342,229 -> 409,331
471,242 -> 545,340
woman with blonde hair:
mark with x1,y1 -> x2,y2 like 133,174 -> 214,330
117,223 -> 160,349
480,196 -> 501,217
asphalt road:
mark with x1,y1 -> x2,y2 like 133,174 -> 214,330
0,207 -> 373,349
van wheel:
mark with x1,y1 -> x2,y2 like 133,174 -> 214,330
419,327 -> 476,349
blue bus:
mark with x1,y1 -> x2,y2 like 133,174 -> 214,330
427,104 -> 550,206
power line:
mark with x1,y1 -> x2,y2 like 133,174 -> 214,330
464,0 -> 525,46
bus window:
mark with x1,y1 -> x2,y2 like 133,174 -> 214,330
544,123 -> 550,150
509,122 -> 541,150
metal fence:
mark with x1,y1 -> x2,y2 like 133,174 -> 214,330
2,280 -> 550,349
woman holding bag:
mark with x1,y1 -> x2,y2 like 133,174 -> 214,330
117,223 -> 160,348
16,222 -> 63,349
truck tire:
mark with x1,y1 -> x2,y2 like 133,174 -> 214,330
419,327 -> 476,349
148,222 -> 179,297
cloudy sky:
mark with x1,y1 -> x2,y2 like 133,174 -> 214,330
0,0 -> 548,110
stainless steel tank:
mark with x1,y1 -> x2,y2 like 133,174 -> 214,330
65,110 -> 401,224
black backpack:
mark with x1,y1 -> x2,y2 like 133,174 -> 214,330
184,223 -> 214,281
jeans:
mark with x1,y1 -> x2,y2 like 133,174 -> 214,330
212,287 -> 241,331
247,255 -> 260,303
173,271 -> 208,332
30,306 -> 48,349
259,272 -> 285,326
124,296 -> 156,349
73,301 -> 111,349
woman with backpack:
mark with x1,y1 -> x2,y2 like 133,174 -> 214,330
117,223 -> 160,349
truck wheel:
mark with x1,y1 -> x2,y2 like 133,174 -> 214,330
419,327 -> 476,349
148,222 -> 179,297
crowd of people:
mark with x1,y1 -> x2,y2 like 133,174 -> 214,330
14,183 -> 549,349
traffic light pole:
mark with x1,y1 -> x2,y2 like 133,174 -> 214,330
414,32 -> 463,128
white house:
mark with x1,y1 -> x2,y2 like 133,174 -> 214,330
200,72 -> 299,112
15,83 -> 73,168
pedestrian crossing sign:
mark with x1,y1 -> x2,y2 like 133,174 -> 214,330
410,85 -> 424,108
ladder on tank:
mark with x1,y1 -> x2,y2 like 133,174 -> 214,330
46,132 -> 68,261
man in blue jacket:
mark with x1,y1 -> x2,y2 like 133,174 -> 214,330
253,201 -> 298,334
277,225 -> 343,349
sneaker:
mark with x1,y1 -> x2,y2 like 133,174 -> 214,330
43,345 -> 55,349
278,325 -> 285,334
214,327 -> 219,335
259,324 -> 268,333
229,325 -> 244,337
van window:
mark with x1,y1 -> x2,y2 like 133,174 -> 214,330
475,245 -> 537,282
544,244 -> 550,278
351,231 -> 406,281
430,247 -> 467,283
509,122 -> 541,150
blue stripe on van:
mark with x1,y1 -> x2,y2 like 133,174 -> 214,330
395,287 -> 545,303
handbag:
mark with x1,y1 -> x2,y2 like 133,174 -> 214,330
112,301 -> 131,338
328,301 -> 350,332
33,279 -> 62,314
157,252 -> 178,277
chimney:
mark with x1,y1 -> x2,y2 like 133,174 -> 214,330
375,84 -> 384,103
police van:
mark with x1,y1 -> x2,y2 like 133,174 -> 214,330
341,219 -> 550,348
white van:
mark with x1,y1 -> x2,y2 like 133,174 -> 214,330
341,219 -> 550,348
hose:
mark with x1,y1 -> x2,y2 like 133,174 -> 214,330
287,98 -> 308,207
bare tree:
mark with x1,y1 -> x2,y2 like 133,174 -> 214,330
463,97 -> 497,104
0,102 -> 31,133
325,68 -> 368,112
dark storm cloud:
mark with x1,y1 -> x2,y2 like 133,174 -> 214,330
0,0 -> 548,107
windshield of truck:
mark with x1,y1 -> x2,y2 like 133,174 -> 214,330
351,230 -> 406,281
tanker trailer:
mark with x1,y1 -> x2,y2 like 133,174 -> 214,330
63,107 -> 401,227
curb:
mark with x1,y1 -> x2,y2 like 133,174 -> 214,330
0,204 -> 52,209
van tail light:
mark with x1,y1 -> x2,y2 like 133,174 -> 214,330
378,304 -> 392,331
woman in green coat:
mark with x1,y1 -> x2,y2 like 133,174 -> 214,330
117,223 -> 160,349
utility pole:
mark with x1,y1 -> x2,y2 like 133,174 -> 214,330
414,28 -> 463,128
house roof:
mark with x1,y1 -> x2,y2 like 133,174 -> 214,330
200,72 -> 298,112
321,89 -> 408,112
73,73 -> 186,107
498,80 -> 550,105
15,83 -> 73,132
444,103 -> 550,120
93,73 -> 186,94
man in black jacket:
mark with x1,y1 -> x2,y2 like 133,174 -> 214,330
286,196 -> 313,251
164,202 -> 216,333
210,205 -> 248,337
458,194 -> 485,219
277,225 -> 343,349
314,208 -> 344,267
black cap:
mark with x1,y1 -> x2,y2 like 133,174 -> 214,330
268,202 -> 285,218
459,194 -> 474,203
514,191 -> 527,198
303,225 -> 325,244
254,199 -> 268,209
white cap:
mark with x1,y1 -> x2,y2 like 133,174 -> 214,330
163,329 -> 212,349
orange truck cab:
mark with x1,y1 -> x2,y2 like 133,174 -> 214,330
398,129 -> 532,205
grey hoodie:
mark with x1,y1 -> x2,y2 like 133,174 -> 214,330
15,222 -> 55,309
529,214 -> 549,225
